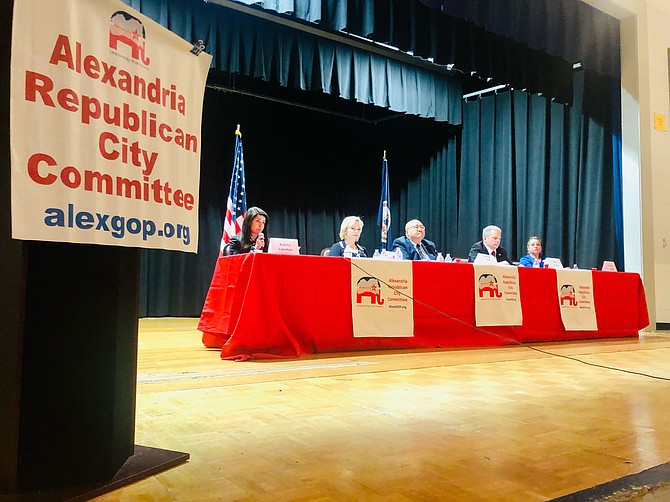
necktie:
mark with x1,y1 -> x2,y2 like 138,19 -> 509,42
491,250 -> 496,258
416,243 -> 428,260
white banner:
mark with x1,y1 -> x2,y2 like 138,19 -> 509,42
474,265 -> 522,326
10,0 -> 212,252
556,269 -> 598,330
351,259 -> 414,337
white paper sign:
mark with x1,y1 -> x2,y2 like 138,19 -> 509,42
10,0 -> 212,252
351,258 -> 414,337
555,269 -> 598,330
544,257 -> 564,269
474,265 -> 522,326
473,252 -> 496,265
267,238 -> 300,255
601,260 -> 618,272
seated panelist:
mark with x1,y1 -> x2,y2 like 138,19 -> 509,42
518,236 -> 546,268
468,225 -> 511,264
392,219 -> 437,260
329,216 -> 368,257
222,206 -> 269,255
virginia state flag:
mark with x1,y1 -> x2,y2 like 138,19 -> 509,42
376,154 -> 392,251
221,126 -> 247,253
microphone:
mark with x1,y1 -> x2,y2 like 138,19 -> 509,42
252,232 -> 264,253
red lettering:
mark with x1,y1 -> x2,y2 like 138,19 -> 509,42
100,62 -> 117,86
80,95 -> 101,124
24,71 -> 55,107
57,88 -> 78,112
49,34 -> 75,70
98,132 -> 119,161
60,166 -> 81,188
158,123 -> 171,142
27,153 -> 58,185
183,192 -> 194,210
83,55 -> 100,79
173,189 -> 184,207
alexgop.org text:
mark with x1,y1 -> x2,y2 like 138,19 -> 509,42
44,203 -> 191,245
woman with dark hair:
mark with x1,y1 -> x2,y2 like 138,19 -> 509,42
223,206 -> 269,255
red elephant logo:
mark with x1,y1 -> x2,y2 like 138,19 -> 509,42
560,284 -> 578,306
356,277 -> 384,305
109,11 -> 151,66
478,274 -> 502,298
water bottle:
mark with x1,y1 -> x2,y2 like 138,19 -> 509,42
573,263 -> 578,269
533,259 -> 540,268
436,252 -> 445,262
373,249 -> 381,259
445,253 -> 453,263
394,248 -> 403,260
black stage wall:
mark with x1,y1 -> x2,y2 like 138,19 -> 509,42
131,0 -> 622,318
140,66 -> 619,317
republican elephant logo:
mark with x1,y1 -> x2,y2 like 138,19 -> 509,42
478,273 -> 502,298
356,277 -> 384,305
560,284 -> 578,306
109,11 -> 151,66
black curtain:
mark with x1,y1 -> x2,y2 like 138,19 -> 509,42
133,0 -> 622,317
203,0 -> 618,102
140,67 -> 619,317
453,70 -> 619,269
139,88 -> 460,316
124,0 -> 463,123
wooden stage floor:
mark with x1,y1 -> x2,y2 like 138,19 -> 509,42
93,318 -> 670,501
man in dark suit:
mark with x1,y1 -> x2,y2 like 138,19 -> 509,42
392,219 -> 438,260
468,225 -> 512,264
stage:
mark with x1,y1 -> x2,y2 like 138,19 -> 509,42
93,317 -> 670,501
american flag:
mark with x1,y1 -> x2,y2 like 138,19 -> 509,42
376,153 -> 392,251
220,126 -> 247,253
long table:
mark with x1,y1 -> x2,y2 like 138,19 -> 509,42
198,253 -> 649,360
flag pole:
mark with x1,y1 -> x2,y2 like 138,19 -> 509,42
377,151 -> 391,252
221,124 -> 248,254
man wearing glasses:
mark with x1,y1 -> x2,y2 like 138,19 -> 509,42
391,219 -> 438,260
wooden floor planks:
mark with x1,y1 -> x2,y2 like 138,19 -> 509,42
92,318 -> 670,501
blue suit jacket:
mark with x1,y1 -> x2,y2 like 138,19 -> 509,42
519,253 -> 545,268
391,236 -> 438,260
328,240 -> 368,257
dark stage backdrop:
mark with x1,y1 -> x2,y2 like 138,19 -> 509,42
140,68 -> 620,317
139,87 -> 460,316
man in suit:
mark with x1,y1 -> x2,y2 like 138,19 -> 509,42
468,225 -> 512,264
392,219 -> 438,260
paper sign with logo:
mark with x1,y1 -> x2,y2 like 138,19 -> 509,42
474,265 -> 522,326
10,0 -> 212,252
351,258 -> 414,337
555,269 -> 598,330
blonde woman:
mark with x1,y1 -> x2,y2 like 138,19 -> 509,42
519,236 -> 545,268
328,216 -> 368,257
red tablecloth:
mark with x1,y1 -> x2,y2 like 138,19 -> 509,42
198,254 -> 649,360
